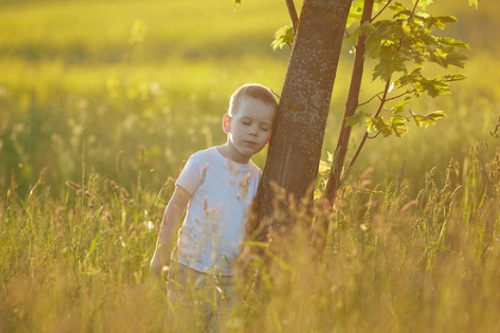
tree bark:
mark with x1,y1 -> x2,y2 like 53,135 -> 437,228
249,0 -> 352,241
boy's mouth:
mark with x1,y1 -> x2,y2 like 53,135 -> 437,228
244,141 -> 257,147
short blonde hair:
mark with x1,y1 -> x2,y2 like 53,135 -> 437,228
228,83 -> 279,116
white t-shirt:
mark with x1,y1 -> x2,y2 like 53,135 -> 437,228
173,147 -> 262,276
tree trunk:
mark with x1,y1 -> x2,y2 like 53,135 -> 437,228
250,0 -> 352,241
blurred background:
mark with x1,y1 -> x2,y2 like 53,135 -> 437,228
0,0 -> 498,198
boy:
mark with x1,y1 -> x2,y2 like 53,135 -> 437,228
150,83 -> 278,332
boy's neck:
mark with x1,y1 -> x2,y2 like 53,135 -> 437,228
216,144 -> 251,164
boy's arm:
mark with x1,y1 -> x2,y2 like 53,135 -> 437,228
150,185 -> 191,278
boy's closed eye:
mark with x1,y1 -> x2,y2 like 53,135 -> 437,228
239,116 -> 272,132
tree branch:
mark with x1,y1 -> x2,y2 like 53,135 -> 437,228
346,2 -> 421,173
371,0 -> 393,22
285,0 -> 299,34
323,0 -> 375,205
368,130 -> 383,139
408,0 -> 420,22
358,92 -> 383,106
384,89 -> 415,102
347,77 -> 392,171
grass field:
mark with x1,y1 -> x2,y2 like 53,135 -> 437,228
1,0 -> 500,332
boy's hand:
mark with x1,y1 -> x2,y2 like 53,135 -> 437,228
150,185 -> 190,280
150,252 -> 170,280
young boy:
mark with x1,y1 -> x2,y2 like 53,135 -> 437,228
150,83 -> 278,332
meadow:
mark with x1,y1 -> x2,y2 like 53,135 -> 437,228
1,0 -> 500,332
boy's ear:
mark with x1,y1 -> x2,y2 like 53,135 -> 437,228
222,114 -> 231,134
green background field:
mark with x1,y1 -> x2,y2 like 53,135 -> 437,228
1,0 -> 498,196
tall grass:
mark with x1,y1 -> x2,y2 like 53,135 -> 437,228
1,142 -> 499,332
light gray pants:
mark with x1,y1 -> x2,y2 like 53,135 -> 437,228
166,263 -> 237,333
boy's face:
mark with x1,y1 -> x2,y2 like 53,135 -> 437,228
223,95 -> 276,163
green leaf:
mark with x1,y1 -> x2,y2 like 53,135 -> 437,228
416,78 -> 450,97
415,12 -> 430,20
430,47 -> 468,68
390,98 -> 411,114
442,73 -> 467,82
447,49 -> 468,68
233,0 -> 241,9
430,47 -> 449,67
347,1 -> 364,28
436,37 -> 470,50
396,68 -> 423,88
428,16 -> 456,29
390,2 -> 409,16
366,116 -> 393,137
390,115 -> 409,138
318,160 -> 331,175
365,115 -> 409,138
271,25 -> 294,50
365,117 -> 376,133
414,0 -> 433,10
345,112 -> 368,127
350,21 -> 376,47
402,20 -> 411,35
373,56 -> 407,82
411,110 -> 446,128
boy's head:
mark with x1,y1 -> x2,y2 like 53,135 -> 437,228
221,83 -> 279,163
228,83 -> 279,117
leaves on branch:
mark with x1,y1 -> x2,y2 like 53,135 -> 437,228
414,0 -> 434,11
390,98 -> 411,114
345,111 -> 370,127
271,25 -> 294,50
354,2 -> 470,84
436,37 -> 470,50
417,77 -> 450,97
340,1 -> 473,146
318,160 -> 332,176
391,115 -> 409,137
426,16 -> 457,29
347,1 -> 365,28
373,56 -> 407,81
411,110 -> 446,128
365,115 -> 409,138
323,0 -> 475,205
396,69 -> 466,97
351,107 -> 446,138
318,151 -> 334,175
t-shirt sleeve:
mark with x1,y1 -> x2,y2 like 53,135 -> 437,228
175,153 -> 201,195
